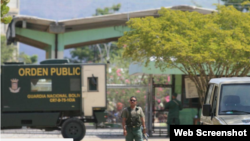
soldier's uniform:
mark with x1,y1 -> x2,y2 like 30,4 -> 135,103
164,93 -> 182,137
121,106 -> 145,141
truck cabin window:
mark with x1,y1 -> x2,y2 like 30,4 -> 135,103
88,77 -> 98,91
219,84 -> 250,115
31,79 -> 52,92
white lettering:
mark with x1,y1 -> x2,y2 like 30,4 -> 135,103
174,129 -> 193,136
196,129 -> 247,136
188,129 -> 193,136
174,129 -> 183,136
243,129 -> 247,136
196,129 -> 202,136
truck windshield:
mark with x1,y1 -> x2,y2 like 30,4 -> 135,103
219,84 -> 250,115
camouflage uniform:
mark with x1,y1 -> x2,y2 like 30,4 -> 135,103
121,106 -> 145,141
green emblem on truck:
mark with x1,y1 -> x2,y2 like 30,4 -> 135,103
9,79 -> 20,93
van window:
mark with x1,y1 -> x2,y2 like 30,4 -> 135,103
204,84 -> 214,104
219,84 -> 250,115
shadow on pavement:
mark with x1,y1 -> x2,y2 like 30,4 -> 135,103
94,135 -> 168,139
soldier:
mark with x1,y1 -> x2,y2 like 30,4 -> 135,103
121,96 -> 146,141
164,93 -> 182,137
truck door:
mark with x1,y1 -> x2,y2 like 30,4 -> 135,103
210,85 -> 219,125
81,64 -> 106,117
201,84 -> 214,125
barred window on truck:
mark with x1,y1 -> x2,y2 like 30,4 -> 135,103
31,78 -> 52,92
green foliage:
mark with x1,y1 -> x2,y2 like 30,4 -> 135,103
1,0 -> 12,24
118,5 -> 250,105
19,52 -> 38,64
1,35 -> 16,64
93,3 -> 121,16
70,44 -> 123,63
222,0 -> 250,11
70,46 -> 95,63
30,54 -> 38,64
71,4 -> 122,63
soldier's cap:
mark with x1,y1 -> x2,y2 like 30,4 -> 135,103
172,93 -> 177,97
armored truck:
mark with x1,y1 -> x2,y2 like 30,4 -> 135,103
1,59 -> 107,141
201,77 -> 250,125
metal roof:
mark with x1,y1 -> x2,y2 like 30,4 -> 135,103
7,5 -> 216,37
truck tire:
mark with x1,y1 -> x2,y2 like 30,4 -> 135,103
61,118 -> 86,141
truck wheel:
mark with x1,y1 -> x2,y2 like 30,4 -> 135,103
61,118 -> 86,141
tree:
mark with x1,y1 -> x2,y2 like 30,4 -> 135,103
222,0 -> 250,11
70,46 -> 95,63
1,0 -> 12,24
70,4 -> 122,63
92,4 -> 122,63
93,3 -> 121,16
0,0 -> 15,64
117,5 -> 250,105
19,52 -> 38,64
1,35 -> 16,64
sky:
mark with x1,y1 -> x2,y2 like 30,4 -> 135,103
19,0 -> 222,63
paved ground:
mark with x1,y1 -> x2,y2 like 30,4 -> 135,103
1,128 -> 169,141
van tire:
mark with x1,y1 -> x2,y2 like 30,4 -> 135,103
61,118 -> 85,141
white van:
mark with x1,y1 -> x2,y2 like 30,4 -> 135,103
200,77 -> 250,125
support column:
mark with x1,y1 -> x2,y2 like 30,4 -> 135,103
57,34 -> 65,59
45,46 -> 55,59
55,34 -> 58,58
57,45 -> 64,59
147,74 -> 153,136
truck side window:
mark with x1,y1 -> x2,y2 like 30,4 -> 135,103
31,79 -> 52,92
211,86 -> 219,115
204,84 -> 214,104
88,77 -> 98,91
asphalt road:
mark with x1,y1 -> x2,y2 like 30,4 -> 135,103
1,128 -> 169,141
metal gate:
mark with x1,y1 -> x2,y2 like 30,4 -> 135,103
149,75 -> 175,137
